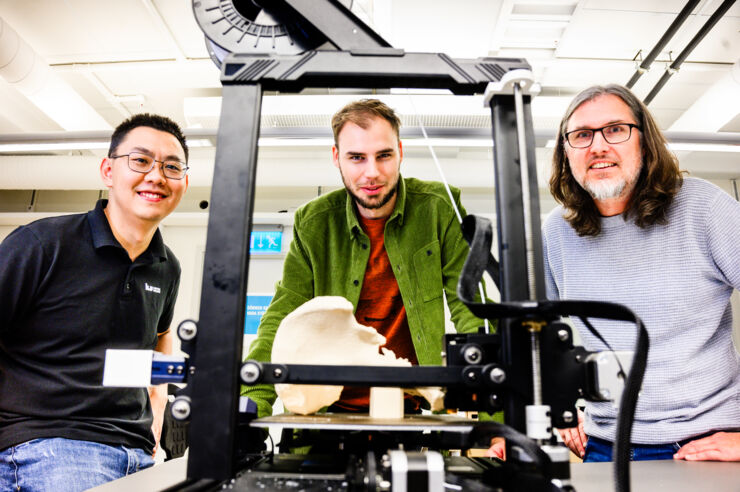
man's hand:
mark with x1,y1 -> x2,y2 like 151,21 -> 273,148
557,409 -> 587,459
674,432 -> 740,462
486,437 -> 506,459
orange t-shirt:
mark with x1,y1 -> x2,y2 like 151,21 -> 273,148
332,215 -> 419,412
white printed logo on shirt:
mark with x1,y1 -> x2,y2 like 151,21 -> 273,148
145,282 -> 161,294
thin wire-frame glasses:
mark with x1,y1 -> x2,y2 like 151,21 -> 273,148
110,152 -> 189,179
565,123 -> 640,148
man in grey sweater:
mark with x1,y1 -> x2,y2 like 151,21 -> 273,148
543,84 -> 740,462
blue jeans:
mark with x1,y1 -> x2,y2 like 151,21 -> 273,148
584,435 -> 681,462
0,437 -> 154,492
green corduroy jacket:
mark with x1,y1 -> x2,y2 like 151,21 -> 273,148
243,177 -> 485,417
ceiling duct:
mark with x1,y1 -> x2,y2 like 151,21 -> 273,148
0,16 -> 110,131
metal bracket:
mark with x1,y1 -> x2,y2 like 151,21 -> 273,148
483,69 -> 541,105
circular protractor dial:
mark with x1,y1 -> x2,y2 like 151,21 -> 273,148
193,0 -> 352,66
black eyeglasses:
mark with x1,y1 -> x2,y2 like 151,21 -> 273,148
564,123 -> 640,148
110,152 -> 189,180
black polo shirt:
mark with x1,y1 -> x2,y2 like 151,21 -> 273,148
0,200 -> 180,453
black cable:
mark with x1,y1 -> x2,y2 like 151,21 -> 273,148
460,215 -> 501,291
580,317 -> 616,353
580,317 -> 626,378
613,320 -> 649,492
267,432 -> 275,458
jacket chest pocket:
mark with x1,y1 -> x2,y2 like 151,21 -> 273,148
413,240 -> 443,302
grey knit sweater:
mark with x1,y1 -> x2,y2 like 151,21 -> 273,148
542,177 -> 740,444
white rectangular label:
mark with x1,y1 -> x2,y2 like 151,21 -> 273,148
102,349 -> 153,387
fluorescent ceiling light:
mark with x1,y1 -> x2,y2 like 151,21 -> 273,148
509,19 -> 570,29
668,143 -> 740,153
258,138 -> 496,148
256,138 -> 493,148
258,138 -> 334,147
184,94 -> 490,120
0,139 -> 213,153
1,139 -> 733,153
510,14 -> 572,24
0,137 -> 491,152
543,140 -> 740,152
389,88 -> 454,95
0,142 -> 109,152
402,138 -> 492,148
185,139 -> 213,148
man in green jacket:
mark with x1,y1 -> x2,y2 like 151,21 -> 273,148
243,99 -> 483,417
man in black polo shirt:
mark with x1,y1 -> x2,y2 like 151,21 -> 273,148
0,113 -> 189,492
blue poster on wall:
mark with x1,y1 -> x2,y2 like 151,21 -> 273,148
245,294 -> 274,334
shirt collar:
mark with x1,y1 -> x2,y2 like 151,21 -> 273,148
345,176 -> 407,237
87,199 -> 168,263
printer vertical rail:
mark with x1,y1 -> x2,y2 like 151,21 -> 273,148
186,84 -> 262,481
488,93 -> 546,431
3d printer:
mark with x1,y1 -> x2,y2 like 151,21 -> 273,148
108,2 -> 651,490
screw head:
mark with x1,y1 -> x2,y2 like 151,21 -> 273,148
240,362 -> 261,384
273,367 -> 283,378
178,320 -> 198,341
557,329 -> 569,342
171,397 -> 191,421
562,410 -> 574,423
463,345 -> 482,364
490,367 -> 506,384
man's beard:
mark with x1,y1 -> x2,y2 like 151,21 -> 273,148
340,171 -> 399,211
577,162 -> 642,202
583,178 -> 627,200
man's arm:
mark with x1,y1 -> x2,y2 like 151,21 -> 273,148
0,227 -> 46,332
706,187 -> 740,296
667,190 -> 740,462
148,329 -> 173,456
242,220 -> 313,418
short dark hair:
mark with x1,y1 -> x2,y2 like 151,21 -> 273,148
331,99 -> 401,149
550,84 -> 683,237
108,113 -> 189,162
